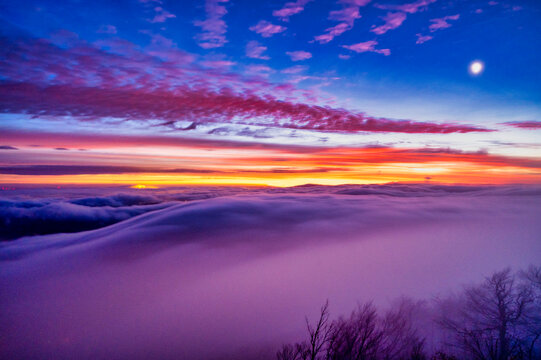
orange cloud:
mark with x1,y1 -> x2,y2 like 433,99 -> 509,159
1,130 -> 540,186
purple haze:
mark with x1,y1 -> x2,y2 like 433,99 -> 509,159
1,184 -> 540,359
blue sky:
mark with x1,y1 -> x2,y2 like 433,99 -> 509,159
2,0 -> 539,104
0,0 -> 540,185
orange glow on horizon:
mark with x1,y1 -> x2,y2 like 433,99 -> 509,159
1,166 -> 540,187
1,130 -> 540,186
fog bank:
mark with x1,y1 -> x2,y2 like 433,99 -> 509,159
1,185 -> 540,359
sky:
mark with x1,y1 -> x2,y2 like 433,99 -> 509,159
0,0 -> 540,186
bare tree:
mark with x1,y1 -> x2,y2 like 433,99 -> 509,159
379,298 -> 426,360
519,266 -> 541,359
277,301 -> 332,360
438,268 -> 534,360
325,302 -> 382,360
278,266 -> 540,360
306,300 -> 332,360
277,343 -> 307,360
279,299 -> 428,360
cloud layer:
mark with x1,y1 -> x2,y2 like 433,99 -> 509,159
1,184 -> 540,359
2,183 -> 541,241
0,31 -> 496,136
0,82 -> 491,134
0,193 -> 170,240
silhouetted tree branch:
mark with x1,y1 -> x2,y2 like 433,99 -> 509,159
278,266 -> 541,360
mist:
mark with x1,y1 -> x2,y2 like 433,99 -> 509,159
1,184 -> 540,359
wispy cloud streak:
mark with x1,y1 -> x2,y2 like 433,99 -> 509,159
286,50 -> 312,61
343,40 -> 390,55
374,0 -> 436,14
371,12 -> 407,35
273,0 -> 313,21
429,14 -> 459,32
246,40 -> 270,60
313,0 -> 371,44
250,20 -> 286,37
504,121 -> 541,130
194,0 -> 230,48
0,82 -> 491,134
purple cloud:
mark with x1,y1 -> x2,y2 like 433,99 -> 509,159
0,34 -> 494,135
194,0 -> 230,48
371,12 -> 407,35
249,20 -> 286,37
313,0 -> 371,44
314,23 -> 351,44
343,40 -> 390,56
504,121 -> 541,130
244,64 -> 275,78
1,82 -> 498,134
281,65 -> 308,74
150,6 -> 176,23
369,0 -> 437,38
200,59 -> 236,69
375,0 -> 436,14
415,33 -> 433,44
429,14 -> 459,32
0,165 -> 223,176
245,40 -> 270,60
273,0 -> 313,21
286,50 -> 312,61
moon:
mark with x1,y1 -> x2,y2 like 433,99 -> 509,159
469,60 -> 484,76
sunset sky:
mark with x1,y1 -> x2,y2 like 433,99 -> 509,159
1,0 -> 540,186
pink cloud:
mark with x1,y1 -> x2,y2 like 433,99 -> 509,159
194,0 -> 230,49
338,54 -> 351,60
343,40 -> 390,56
200,60 -> 236,69
329,5 -> 361,22
375,0 -> 436,14
245,64 -> 275,78
249,20 -> 286,37
281,65 -> 308,74
97,25 -> 117,34
273,0 -> 313,21
371,12 -> 407,35
286,51 -> 312,61
0,34 -> 494,135
415,33 -> 433,44
313,0 -> 371,44
2,33 -> 321,107
150,6 -> 176,23
503,121 -> 541,130
429,14 -> 459,32
313,22 -> 351,44
246,41 -> 270,60
0,82 -> 493,134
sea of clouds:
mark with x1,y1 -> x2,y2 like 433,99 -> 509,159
1,184 -> 540,359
